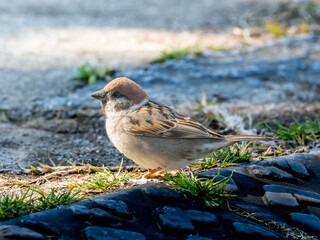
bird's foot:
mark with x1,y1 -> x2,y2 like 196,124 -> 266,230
142,169 -> 179,179
143,168 -> 165,179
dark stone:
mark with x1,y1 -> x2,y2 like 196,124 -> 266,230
266,167 -> 296,183
263,185 -> 320,207
247,165 -> 297,183
185,235 -> 213,240
225,183 -> 240,195
309,148 -> 320,154
293,193 -> 320,206
197,170 -> 239,194
153,206 -> 195,234
0,225 -> 47,240
142,185 -> 186,202
289,213 -> 320,234
185,210 -> 220,228
21,219 -> 60,235
265,159 -> 289,173
266,155 -> 311,180
68,205 -> 92,219
68,204 -> 122,222
285,160 -> 310,180
81,226 -> 146,240
263,192 -> 300,211
92,199 -> 132,219
91,208 -> 122,223
214,174 -> 236,186
232,222 -> 281,239
215,175 -> 239,194
196,169 -> 233,180
247,165 -> 273,178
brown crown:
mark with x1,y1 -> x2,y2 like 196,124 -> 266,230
102,77 -> 149,105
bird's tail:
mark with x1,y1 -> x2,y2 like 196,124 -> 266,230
224,135 -> 273,142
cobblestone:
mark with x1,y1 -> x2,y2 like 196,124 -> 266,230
263,185 -> 320,204
90,208 -> 122,223
264,155 -> 311,180
289,213 -> 320,234
246,165 -> 297,183
20,220 -> 60,236
92,199 -> 132,219
231,222 -> 283,240
0,225 -> 47,240
185,235 -> 213,240
82,226 -> 147,240
197,170 -> 239,194
263,192 -> 300,211
153,206 -> 196,234
68,205 -> 92,219
142,184 -> 186,202
185,210 -> 220,228
0,153 -> 319,239
293,193 -> 320,206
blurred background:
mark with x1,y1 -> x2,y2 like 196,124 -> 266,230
1,0 -> 319,108
0,0 -> 320,170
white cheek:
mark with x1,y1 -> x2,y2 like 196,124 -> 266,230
104,104 -> 110,115
104,101 -> 118,116
105,100 -> 116,113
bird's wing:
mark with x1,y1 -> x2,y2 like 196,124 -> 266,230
125,101 -> 224,140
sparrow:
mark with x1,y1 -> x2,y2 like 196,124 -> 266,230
91,77 -> 272,170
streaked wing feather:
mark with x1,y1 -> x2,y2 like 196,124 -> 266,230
126,101 -> 223,139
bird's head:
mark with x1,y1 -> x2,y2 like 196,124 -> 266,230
91,77 -> 149,117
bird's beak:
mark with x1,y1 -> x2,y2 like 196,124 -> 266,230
91,90 -> 105,100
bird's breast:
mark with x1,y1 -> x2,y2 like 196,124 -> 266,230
105,113 -> 131,154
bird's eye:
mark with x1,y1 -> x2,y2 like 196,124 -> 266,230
112,91 -> 121,98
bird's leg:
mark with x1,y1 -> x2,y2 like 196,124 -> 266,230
143,168 -> 165,179
167,170 -> 179,176
142,169 -> 179,178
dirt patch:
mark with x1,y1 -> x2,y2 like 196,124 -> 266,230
229,103 -> 320,128
0,114 -> 134,170
0,141 -> 311,202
